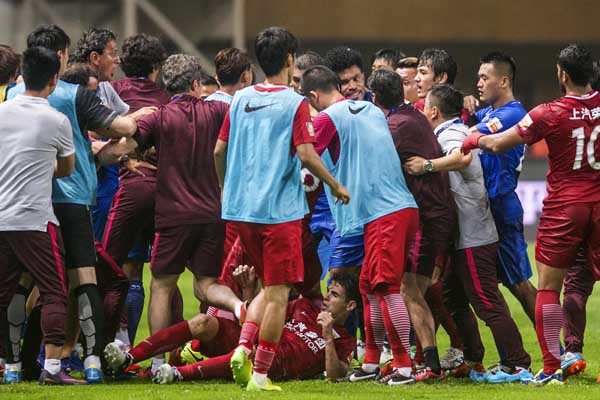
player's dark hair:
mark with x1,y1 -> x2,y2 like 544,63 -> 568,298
480,51 -> 517,87
372,48 -> 406,70
300,65 -> 340,95
368,69 -> 404,109
254,27 -> 298,77
72,28 -> 117,63
418,48 -> 457,84
0,45 -> 20,85
200,72 -> 219,87
22,47 -> 61,91
591,61 -> 600,92
428,83 -> 463,119
397,57 -> 418,69
214,48 -> 251,86
120,33 -> 167,78
558,44 -> 594,87
61,62 -> 98,87
325,46 -> 364,73
330,272 -> 359,303
26,24 -> 71,52
295,51 -> 324,71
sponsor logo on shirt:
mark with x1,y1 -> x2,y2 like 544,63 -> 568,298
348,105 -> 367,114
518,114 -> 533,130
285,319 -> 326,354
244,102 -> 274,113
485,117 -> 503,133
569,107 -> 600,121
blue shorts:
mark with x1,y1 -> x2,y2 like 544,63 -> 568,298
91,195 -> 114,241
127,236 -> 151,262
310,209 -> 364,269
490,193 -> 532,286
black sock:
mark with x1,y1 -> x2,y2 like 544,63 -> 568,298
424,346 -> 441,374
76,284 -> 105,358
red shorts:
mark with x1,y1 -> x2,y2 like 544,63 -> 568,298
536,203 -> 600,276
200,316 -> 241,358
233,220 -> 304,286
408,222 -> 451,278
360,208 -> 419,291
151,223 -> 225,277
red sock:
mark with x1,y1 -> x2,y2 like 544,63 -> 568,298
376,285 -> 411,369
362,293 -> 385,365
253,339 -> 277,374
177,351 -> 233,381
535,289 -> 562,374
130,321 -> 192,363
426,281 -> 463,350
238,321 -> 259,351
190,339 -> 202,352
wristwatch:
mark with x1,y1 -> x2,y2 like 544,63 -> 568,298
424,160 -> 434,173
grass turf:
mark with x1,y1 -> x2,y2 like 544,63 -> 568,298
3,244 -> 600,399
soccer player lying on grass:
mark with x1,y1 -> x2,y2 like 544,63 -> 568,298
155,272 -> 357,385
104,271 -> 357,385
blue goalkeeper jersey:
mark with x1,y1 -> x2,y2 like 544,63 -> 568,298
475,100 -> 527,199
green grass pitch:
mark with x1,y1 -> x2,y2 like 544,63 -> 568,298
3,244 -> 600,399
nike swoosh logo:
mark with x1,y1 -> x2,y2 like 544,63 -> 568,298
348,105 -> 367,114
244,103 -> 274,112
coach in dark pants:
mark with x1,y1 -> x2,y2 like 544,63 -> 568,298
0,47 -> 81,385
404,84 -> 531,382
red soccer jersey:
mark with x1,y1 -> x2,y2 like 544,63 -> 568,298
273,298 -> 355,380
515,91 -> 600,205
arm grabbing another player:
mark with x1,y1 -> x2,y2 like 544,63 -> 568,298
404,147 -> 472,176
462,126 -> 525,154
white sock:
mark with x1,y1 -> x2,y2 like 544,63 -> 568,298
234,302 -> 243,320
44,359 -> 61,375
151,357 -> 165,374
84,355 -> 101,369
115,329 -> 131,347
252,371 -> 267,387
362,363 -> 378,373
6,362 -> 22,371
394,366 -> 412,377
238,344 -> 252,356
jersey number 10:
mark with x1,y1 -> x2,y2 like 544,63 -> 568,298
572,126 -> 600,170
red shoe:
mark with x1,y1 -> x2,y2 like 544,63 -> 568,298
415,367 -> 448,383
564,360 -> 587,379
450,362 -> 472,378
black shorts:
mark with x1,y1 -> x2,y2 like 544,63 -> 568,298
53,203 -> 97,269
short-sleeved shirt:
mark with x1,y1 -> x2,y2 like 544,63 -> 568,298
515,91 -> 600,206
434,118 -> 498,249
0,95 -> 74,231
387,104 -> 453,228
277,298 -> 355,380
218,84 -> 314,155
97,81 -> 130,115
112,77 -> 171,184
474,100 -> 527,199
136,94 -> 229,228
